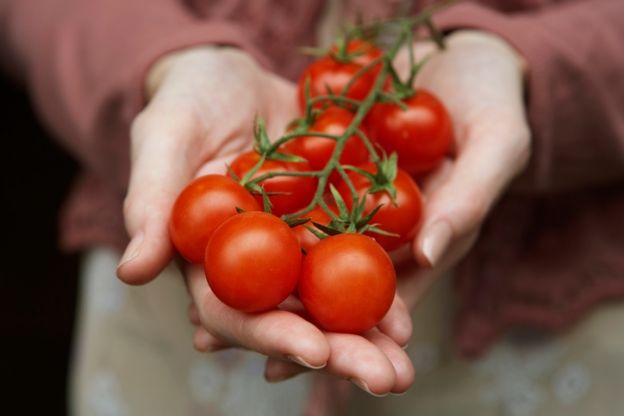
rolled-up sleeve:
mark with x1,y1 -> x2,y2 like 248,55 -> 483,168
434,0 -> 624,192
2,0 -> 271,191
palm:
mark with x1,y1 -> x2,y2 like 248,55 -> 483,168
391,31 -> 530,309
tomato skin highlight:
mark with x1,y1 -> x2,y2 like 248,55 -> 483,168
285,107 -> 368,182
230,151 -> 317,216
337,163 -> 423,251
298,233 -> 396,333
204,212 -> 302,313
365,89 -> 453,175
169,174 -> 260,264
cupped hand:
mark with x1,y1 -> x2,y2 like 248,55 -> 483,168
396,30 -> 531,300
117,46 -> 295,284
116,45 -> 414,396
187,266 -> 414,396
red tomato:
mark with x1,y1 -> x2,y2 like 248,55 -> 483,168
298,233 -> 396,333
285,107 -> 368,182
364,89 -> 453,175
298,40 -> 382,111
329,39 -> 383,67
292,207 -> 331,253
230,151 -> 317,216
169,175 -> 260,264
204,212 -> 302,313
337,163 -> 423,251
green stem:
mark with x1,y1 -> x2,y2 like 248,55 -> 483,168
318,199 -> 340,222
339,54 -> 385,97
307,95 -> 363,109
282,64 -> 391,222
240,153 -> 266,185
335,164 -> 359,208
242,12 -> 444,231
267,131 -> 341,154
355,129 -> 380,163
247,169 -> 321,186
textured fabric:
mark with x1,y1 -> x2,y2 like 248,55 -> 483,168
2,0 -> 624,357
349,269 -> 624,416
71,248 -> 313,416
429,0 -> 624,357
74,248 -> 624,415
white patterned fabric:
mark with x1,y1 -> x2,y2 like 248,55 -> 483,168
70,248 -> 311,416
71,247 -> 624,416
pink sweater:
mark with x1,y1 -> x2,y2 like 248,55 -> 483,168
2,0 -> 624,357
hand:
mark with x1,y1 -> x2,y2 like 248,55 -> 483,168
187,266 -> 415,396
396,30 -> 531,302
117,46 -> 414,395
116,46 -> 296,284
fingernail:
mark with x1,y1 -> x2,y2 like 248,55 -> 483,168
350,378 -> 387,397
421,221 -> 452,267
117,231 -> 144,270
286,355 -> 326,370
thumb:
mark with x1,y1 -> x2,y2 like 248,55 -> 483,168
116,108 -> 200,285
413,115 -> 530,267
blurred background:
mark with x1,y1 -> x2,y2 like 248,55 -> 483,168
1,77 -> 79,415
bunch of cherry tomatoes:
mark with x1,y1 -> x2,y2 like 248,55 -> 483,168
169,22 -> 453,334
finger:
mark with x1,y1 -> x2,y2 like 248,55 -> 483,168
263,75 -> 299,138
193,326 -> 230,352
363,329 -> 415,394
323,332 -> 396,397
376,293 -> 412,348
264,357 -> 309,383
194,154 -> 238,178
187,266 -> 330,369
401,230 -> 479,310
263,330 -> 413,395
188,302 -> 200,325
414,117 -> 529,267
116,107 -> 199,285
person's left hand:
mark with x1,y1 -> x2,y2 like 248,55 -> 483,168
396,30 -> 531,307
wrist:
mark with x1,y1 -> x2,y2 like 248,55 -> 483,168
144,46 -> 258,100
445,30 -> 527,78
144,47 -> 205,100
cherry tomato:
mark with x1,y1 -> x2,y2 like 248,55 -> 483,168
298,40 -> 382,111
298,233 -> 396,333
230,151 -> 317,216
285,107 -> 368,182
364,89 -> 453,175
328,38 -> 383,67
169,175 -> 260,264
337,163 -> 423,251
292,207 -> 332,253
204,212 -> 302,313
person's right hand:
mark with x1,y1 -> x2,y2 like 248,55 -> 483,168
116,46 -> 414,396
116,46 -> 295,284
